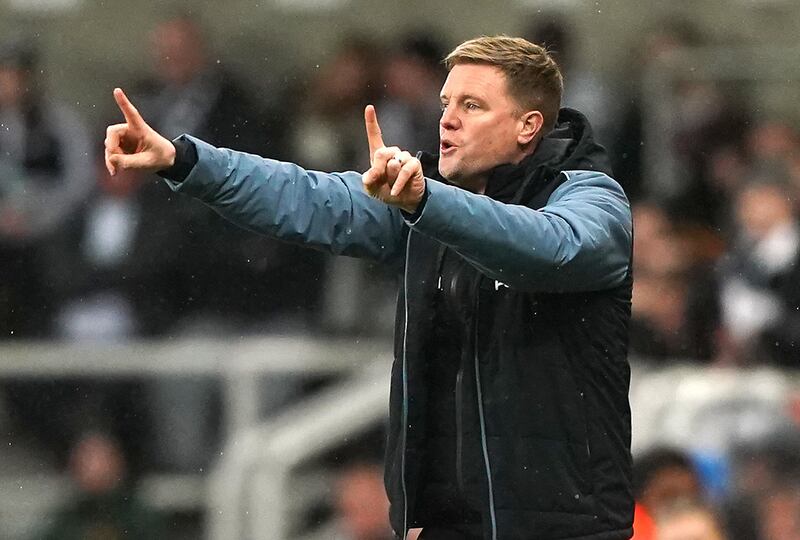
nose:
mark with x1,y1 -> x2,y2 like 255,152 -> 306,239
440,104 -> 460,131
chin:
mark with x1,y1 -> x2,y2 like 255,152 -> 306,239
439,168 -> 460,185
438,161 -> 460,184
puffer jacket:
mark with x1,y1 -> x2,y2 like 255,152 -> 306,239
163,108 -> 634,539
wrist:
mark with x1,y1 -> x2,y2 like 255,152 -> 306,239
400,200 -> 419,214
400,182 -> 429,222
165,141 -> 176,168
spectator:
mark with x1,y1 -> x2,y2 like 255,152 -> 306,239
610,18 -> 702,202
721,434 -> 800,540
134,13 -> 321,328
716,177 -> 800,366
135,14 -> 318,472
377,33 -> 447,156
0,36 -> 94,338
34,432 -> 162,540
0,35 -> 101,470
757,483 -> 800,540
138,14 -> 283,157
333,461 -> 394,540
629,202 -> 719,361
633,447 -> 704,516
524,14 -> 621,150
288,35 -> 381,172
46,151 -> 187,339
707,119 -> 800,230
16,153 -> 181,470
612,18 -> 749,221
287,36 -> 392,333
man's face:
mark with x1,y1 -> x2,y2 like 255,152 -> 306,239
438,63 -> 527,190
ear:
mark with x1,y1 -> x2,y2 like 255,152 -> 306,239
517,110 -> 544,146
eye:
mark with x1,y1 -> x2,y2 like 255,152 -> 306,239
439,102 -> 449,112
465,102 -> 480,111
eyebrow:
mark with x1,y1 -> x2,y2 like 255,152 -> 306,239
440,93 -> 486,103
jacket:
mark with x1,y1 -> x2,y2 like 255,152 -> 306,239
164,108 -> 634,539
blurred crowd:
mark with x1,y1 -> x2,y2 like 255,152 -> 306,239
1,11 -> 800,540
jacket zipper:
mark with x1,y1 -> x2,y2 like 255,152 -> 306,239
473,289 -> 498,540
443,246 -> 466,499
400,232 -> 412,539
455,363 -> 465,496
400,242 -> 446,538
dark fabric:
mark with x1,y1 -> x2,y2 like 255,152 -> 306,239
0,101 -> 64,179
385,109 -> 634,540
418,526 -> 483,540
414,248 -> 484,529
157,136 -> 197,183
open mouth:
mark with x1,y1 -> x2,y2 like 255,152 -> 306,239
440,141 -> 456,154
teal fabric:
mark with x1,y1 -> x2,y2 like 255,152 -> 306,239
165,135 -> 631,292
166,135 -> 408,265
407,171 -> 632,292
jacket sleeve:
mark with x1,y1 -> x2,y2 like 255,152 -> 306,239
406,170 -> 632,292
162,135 -> 407,265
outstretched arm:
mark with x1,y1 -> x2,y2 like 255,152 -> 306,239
103,89 -> 408,264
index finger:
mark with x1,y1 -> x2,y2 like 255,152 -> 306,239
113,87 -> 145,129
364,105 -> 385,163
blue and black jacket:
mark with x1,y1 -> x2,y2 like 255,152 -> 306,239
162,108 -> 634,540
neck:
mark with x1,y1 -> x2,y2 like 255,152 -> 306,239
455,175 -> 488,194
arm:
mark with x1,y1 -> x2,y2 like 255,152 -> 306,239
104,89 -> 406,265
165,136 -> 407,263
406,170 -> 632,292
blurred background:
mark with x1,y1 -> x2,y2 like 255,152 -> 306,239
1,0 -> 799,539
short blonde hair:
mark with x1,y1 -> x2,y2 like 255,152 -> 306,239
445,35 -> 563,133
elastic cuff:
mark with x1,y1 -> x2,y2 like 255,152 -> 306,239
156,137 -> 198,183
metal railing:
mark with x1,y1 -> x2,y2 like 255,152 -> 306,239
208,360 -> 391,539
0,336 -> 390,437
0,336 -> 391,540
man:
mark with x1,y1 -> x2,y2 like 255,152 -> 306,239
105,36 -> 634,540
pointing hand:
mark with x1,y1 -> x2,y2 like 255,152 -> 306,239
104,88 -> 176,176
362,105 -> 426,213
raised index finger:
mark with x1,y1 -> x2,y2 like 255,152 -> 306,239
113,87 -> 145,128
364,104 -> 385,163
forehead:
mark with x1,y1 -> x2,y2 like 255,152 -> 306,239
440,63 -> 510,100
